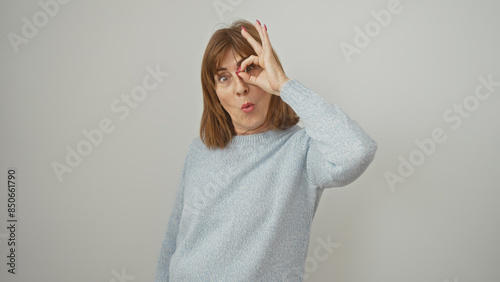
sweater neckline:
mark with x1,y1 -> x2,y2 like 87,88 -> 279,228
228,125 -> 300,147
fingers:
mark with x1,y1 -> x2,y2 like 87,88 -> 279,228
235,69 -> 253,85
254,21 -> 265,49
240,20 -> 273,55
237,55 -> 260,85
241,27 -> 263,54
238,55 -> 259,75
254,20 -> 272,53
237,20 -> 277,90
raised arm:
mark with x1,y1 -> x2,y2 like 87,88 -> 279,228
280,80 -> 377,188
237,20 -> 377,188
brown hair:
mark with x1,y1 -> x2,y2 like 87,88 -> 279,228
200,19 -> 299,149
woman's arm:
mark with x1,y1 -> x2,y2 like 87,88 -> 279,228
280,79 -> 377,188
154,157 -> 188,281
237,20 -> 377,188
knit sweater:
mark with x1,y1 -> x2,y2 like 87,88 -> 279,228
154,79 -> 377,281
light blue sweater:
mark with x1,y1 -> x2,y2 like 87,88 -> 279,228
155,79 -> 377,281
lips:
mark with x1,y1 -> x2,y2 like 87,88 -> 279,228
241,102 -> 254,109
241,102 -> 255,113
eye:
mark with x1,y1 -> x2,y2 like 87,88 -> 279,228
244,65 -> 254,73
217,75 -> 229,83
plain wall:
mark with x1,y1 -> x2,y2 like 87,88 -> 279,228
1,0 -> 499,281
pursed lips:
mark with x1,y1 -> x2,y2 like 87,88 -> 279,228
241,102 -> 254,109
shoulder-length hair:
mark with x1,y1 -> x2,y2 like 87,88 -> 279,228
200,19 -> 299,149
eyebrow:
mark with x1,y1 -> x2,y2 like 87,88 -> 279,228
215,57 -> 247,72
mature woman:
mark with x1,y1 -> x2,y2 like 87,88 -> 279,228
155,19 -> 377,281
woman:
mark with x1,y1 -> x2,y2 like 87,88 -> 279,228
155,19 -> 377,281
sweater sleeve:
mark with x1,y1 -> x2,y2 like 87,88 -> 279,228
154,154 -> 189,281
279,79 -> 377,189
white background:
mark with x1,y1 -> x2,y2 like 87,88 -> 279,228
1,0 -> 499,281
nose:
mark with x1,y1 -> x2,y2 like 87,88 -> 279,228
235,74 -> 249,96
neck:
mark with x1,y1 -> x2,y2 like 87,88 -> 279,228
234,122 -> 271,136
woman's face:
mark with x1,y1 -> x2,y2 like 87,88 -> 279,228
214,49 -> 272,135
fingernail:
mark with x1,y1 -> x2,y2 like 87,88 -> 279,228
241,26 -> 247,32
256,20 -> 261,26
264,24 -> 267,31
